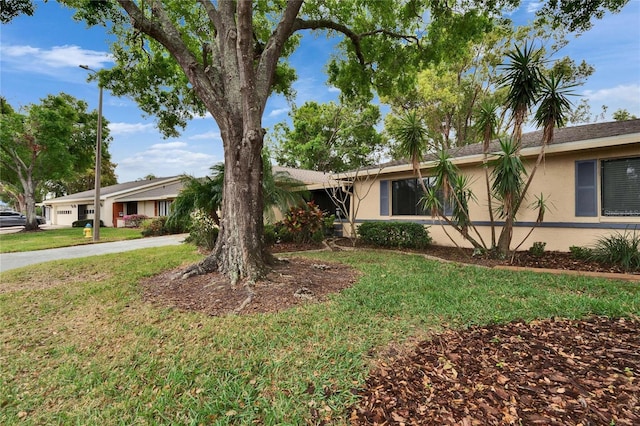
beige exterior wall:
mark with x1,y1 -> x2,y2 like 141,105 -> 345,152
135,201 -> 157,217
350,142 -> 640,252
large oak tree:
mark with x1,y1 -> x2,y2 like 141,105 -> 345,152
60,0 -> 626,283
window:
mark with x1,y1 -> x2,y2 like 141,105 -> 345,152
601,157 -> 640,217
126,202 -> 138,215
158,200 -> 172,217
575,160 -> 597,217
391,177 -> 445,216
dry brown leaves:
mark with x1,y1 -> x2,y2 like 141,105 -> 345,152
351,316 -> 640,426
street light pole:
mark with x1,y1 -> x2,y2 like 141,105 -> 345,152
79,65 -> 102,242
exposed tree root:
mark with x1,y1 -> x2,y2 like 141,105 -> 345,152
234,283 -> 255,314
179,255 -> 219,280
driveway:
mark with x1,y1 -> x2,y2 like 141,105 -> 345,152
0,234 -> 187,273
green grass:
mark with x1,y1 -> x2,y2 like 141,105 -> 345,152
0,227 -> 145,253
1,248 -> 638,425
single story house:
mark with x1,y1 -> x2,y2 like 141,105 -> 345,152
42,168 -> 342,228
43,176 -> 183,227
345,119 -> 640,251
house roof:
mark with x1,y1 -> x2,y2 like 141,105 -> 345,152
115,180 -> 183,202
372,119 -> 640,170
44,176 -> 181,204
273,166 -> 331,186
451,118 -> 640,158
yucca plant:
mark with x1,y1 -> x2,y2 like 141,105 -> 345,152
474,98 -> 501,247
491,138 -> 526,255
500,43 -> 545,145
392,110 -> 430,193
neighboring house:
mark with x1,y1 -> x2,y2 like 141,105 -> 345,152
346,119 -> 640,251
43,176 -> 182,227
42,168 -> 342,228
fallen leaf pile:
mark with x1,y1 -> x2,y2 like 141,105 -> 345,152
351,316 -> 639,425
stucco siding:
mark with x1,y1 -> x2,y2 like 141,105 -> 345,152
351,140 -> 640,251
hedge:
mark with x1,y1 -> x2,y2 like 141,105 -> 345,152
357,221 -> 431,249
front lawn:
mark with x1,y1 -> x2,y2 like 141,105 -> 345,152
0,247 -> 638,424
0,227 -> 144,253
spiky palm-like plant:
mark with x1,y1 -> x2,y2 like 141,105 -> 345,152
392,110 -> 430,192
474,98 -> 500,247
513,72 -> 575,217
491,138 -> 526,255
168,154 -> 307,231
500,43 -> 544,145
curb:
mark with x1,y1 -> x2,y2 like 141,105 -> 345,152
495,265 -> 640,282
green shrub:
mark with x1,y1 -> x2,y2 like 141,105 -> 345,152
140,217 -> 180,237
569,245 -> 593,260
184,210 -> 218,250
264,224 -> 277,245
357,221 -> 432,249
591,230 -> 640,272
528,241 -> 546,257
71,219 -> 105,228
282,201 -> 325,244
323,214 -> 336,237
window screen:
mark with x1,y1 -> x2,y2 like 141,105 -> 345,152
391,177 -> 444,216
575,160 -> 597,217
601,157 -> 640,217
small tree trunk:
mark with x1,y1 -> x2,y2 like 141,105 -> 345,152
22,174 -> 39,231
497,215 -> 513,255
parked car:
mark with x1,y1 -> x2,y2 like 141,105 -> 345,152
0,211 -> 46,227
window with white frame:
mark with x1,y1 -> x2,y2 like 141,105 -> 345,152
158,200 -> 172,217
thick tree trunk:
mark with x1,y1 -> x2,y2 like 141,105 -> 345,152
183,121 -> 269,285
212,123 -> 268,284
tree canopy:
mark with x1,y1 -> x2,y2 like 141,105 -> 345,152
272,101 -> 387,173
0,94 -> 109,229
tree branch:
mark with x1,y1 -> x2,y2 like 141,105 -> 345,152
196,0 -> 220,28
116,0 -> 224,120
293,18 -> 366,64
292,18 -> 422,65
255,0 -> 304,109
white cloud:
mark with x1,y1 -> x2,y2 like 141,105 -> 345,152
582,84 -> 640,104
1,43 -> 112,71
116,141 -> 218,181
108,122 -> 155,135
268,108 -> 289,118
188,131 -> 222,141
149,141 -> 188,150
582,84 -> 640,117
526,1 -> 544,14
328,86 -> 341,93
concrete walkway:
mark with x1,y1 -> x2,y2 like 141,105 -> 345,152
0,234 -> 187,273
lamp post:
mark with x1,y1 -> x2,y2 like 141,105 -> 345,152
79,65 -> 102,242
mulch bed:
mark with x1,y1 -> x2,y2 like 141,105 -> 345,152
140,257 -> 359,316
330,239 -> 638,275
349,316 -> 640,426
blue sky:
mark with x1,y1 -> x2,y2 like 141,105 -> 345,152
1,1 -> 639,183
